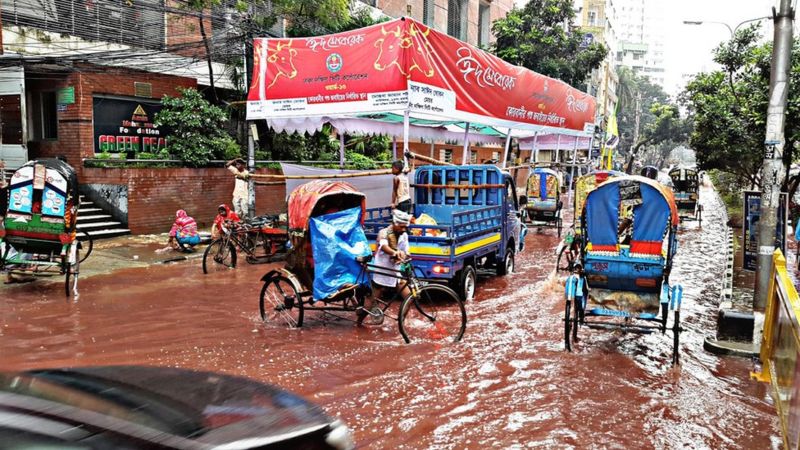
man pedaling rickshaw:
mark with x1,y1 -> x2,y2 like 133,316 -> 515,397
358,209 -> 412,325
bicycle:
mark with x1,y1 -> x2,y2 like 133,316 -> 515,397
555,228 -> 582,273
258,256 -> 467,343
202,219 -> 288,274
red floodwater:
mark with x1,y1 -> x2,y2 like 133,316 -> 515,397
0,184 -> 779,449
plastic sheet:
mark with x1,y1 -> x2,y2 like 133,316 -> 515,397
309,206 -> 372,301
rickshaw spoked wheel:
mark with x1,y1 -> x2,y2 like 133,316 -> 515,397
259,275 -> 303,328
672,310 -> 681,365
77,230 -> 93,264
564,298 -> 573,351
202,239 -> 237,274
398,284 -> 465,344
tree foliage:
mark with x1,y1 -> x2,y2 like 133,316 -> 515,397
155,87 -> 241,167
681,25 -> 800,190
491,0 -> 608,89
616,66 -> 670,156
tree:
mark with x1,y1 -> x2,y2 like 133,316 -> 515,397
681,25 -> 800,191
491,0 -> 608,89
623,102 -> 691,172
616,66 -> 670,156
155,87 -> 241,167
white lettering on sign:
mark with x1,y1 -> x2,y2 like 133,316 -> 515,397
306,34 -> 365,52
566,92 -> 589,113
455,47 -> 516,91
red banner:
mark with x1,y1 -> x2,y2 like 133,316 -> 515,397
247,18 -> 596,134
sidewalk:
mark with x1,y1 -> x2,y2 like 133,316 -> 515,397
1,234 -> 205,291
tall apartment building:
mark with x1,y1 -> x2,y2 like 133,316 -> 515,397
613,0 -> 666,88
575,0 -> 619,126
357,0 -> 514,47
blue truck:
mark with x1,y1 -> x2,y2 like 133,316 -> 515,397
364,165 -> 526,301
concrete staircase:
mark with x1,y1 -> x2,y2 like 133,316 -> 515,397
76,195 -> 130,240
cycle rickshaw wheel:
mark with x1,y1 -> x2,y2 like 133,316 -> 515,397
77,230 -> 93,264
398,284 -> 466,343
202,239 -> 237,274
259,275 -> 304,328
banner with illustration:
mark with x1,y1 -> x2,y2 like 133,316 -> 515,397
743,190 -> 787,271
247,18 -> 596,134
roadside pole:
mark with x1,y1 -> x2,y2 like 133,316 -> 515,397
754,0 -> 794,312
247,126 -> 256,220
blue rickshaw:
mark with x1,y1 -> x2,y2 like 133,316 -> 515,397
564,175 -> 684,364
523,168 -> 562,237
669,167 -> 702,225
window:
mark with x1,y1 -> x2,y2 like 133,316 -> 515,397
31,91 -> 57,140
423,0 -> 434,26
492,151 -> 500,161
587,10 -> 597,26
0,95 -> 23,145
478,1 -> 490,47
440,148 -> 453,163
447,0 -> 468,40
470,150 -> 478,164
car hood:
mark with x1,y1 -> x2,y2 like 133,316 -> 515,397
0,365 -> 336,448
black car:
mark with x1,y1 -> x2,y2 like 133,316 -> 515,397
0,366 -> 353,449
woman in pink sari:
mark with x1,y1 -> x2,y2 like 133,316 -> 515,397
168,209 -> 200,252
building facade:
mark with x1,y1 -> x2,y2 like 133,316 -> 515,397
358,0 -> 514,47
613,0 -> 666,87
575,0 -> 619,127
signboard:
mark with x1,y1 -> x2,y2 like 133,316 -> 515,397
57,87 -> 74,105
247,18 -> 596,133
743,190 -> 788,271
92,97 -> 169,155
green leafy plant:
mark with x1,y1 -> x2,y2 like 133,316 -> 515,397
154,87 -> 240,166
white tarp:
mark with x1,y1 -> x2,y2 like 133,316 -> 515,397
280,163 -> 415,209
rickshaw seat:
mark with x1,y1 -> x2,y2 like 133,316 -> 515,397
322,283 -> 359,303
527,199 -> 559,212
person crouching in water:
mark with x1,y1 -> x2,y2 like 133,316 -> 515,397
211,204 -> 241,240
358,209 -> 412,325
168,209 -> 201,252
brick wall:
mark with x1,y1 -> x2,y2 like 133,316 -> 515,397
27,65 -> 197,180
82,167 -> 286,234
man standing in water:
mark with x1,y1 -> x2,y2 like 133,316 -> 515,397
391,160 -> 411,214
225,158 -> 250,218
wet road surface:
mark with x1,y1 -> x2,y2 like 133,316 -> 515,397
0,182 -> 779,449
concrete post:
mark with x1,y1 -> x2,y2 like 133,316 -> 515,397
755,0 -> 794,311
461,122 -> 470,165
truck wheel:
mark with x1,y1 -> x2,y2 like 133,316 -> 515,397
497,249 -> 514,276
455,265 -> 476,302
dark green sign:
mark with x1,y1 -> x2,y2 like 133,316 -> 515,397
57,87 -> 75,105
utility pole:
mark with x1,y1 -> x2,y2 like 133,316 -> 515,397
243,13 -> 256,220
754,0 -> 794,311
632,91 -> 641,149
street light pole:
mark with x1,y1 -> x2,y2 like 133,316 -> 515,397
754,0 -> 794,311
682,16 -> 772,39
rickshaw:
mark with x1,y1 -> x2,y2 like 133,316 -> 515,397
556,170 -> 621,272
257,180 -> 466,343
563,176 -> 684,364
202,213 -> 289,274
668,167 -> 701,225
523,168 -> 562,237
0,159 -> 91,297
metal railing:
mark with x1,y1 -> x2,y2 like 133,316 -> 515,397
81,158 -> 394,168
753,250 -> 800,449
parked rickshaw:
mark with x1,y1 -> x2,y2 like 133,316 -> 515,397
668,167 -> 702,225
0,159 -> 91,297
523,168 -> 562,237
258,180 -> 466,343
564,175 -> 684,364
556,169 -> 622,272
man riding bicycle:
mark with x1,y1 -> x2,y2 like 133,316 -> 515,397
358,209 -> 412,324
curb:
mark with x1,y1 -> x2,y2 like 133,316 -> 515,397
703,336 -> 758,358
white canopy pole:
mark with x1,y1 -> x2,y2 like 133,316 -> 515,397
461,122 -> 471,165
533,132 -> 540,163
392,135 -> 397,160
501,128 -> 513,169
568,136 -> 579,204
403,110 -> 410,168
555,134 -> 561,164
339,132 -> 345,169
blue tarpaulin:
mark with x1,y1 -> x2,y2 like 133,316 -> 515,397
632,183 -> 670,243
586,182 -> 619,248
309,207 -> 372,301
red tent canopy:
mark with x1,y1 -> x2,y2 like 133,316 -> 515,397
247,17 -> 596,136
